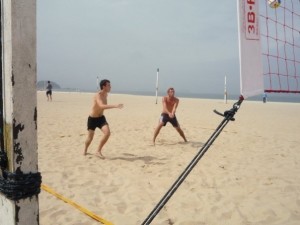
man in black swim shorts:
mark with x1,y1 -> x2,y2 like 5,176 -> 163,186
83,79 -> 123,158
153,87 -> 187,144
159,113 -> 179,127
87,115 -> 108,131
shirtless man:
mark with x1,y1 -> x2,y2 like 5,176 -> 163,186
153,87 -> 187,144
83,79 -> 123,158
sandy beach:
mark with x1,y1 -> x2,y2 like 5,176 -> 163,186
37,91 -> 300,225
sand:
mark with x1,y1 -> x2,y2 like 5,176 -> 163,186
37,91 -> 300,225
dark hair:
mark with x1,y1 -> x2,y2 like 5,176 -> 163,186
167,87 -> 174,93
100,79 -> 110,90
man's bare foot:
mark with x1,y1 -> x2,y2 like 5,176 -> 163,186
95,151 -> 105,159
83,150 -> 87,156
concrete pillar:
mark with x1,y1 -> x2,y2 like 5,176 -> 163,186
0,0 -> 39,225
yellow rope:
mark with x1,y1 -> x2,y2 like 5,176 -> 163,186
41,184 -> 114,225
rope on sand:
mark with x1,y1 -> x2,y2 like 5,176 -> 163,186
41,184 -> 114,225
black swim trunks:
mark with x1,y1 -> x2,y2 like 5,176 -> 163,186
160,113 -> 179,127
87,116 -> 108,131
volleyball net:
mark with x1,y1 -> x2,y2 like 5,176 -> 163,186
237,0 -> 300,98
260,0 -> 300,93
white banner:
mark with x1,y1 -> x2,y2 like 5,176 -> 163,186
237,0 -> 264,98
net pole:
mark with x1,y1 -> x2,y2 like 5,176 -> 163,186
141,96 -> 244,225
155,68 -> 159,104
0,0 -> 5,165
0,1 -> 41,224
224,75 -> 227,104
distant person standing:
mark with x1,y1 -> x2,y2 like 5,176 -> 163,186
46,81 -> 53,101
263,92 -> 267,103
83,79 -> 124,159
153,87 -> 187,144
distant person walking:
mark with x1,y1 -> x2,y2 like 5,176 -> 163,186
83,79 -> 123,159
263,92 -> 267,103
46,81 -> 53,101
153,87 -> 187,145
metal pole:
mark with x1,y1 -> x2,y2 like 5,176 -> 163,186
224,75 -> 227,104
155,68 -> 159,104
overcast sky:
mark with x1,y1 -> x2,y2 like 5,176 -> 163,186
37,1 -> 241,95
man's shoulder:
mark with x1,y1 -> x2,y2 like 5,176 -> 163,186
96,91 -> 108,100
96,90 -> 104,96
94,92 -> 102,99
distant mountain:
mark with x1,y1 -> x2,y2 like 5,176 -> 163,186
37,80 -> 61,90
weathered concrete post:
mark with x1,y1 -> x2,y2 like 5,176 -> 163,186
0,1 -> 40,225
